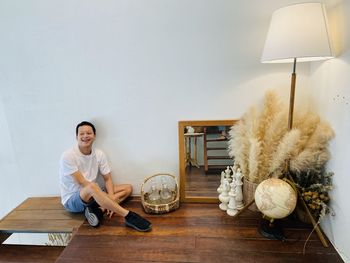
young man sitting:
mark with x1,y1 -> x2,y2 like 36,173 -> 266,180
59,121 -> 151,232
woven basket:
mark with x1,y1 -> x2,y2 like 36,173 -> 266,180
141,173 -> 180,214
243,177 -> 259,212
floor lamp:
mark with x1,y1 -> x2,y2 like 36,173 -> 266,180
234,3 -> 334,247
261,2 -> 334,130
261,2 -> 334,247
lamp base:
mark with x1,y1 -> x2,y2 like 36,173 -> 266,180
258,219 -> 286,241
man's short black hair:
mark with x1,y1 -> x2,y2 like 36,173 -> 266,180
76,121 -> 96,136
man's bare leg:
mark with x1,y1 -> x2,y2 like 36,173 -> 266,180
111,184 -> 133,203
80,182 -> 151,231
80,182 -> 128,217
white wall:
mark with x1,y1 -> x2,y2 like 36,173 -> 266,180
1,0 -> 311,219
0,96 -> 25,217
309,1 -> 350,261
9,0 -> 350,254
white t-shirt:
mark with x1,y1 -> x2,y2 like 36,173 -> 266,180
59,145 -> 111,205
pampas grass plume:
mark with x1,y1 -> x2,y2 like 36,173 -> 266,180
228,90 -> 334,184
269,129 -> 301,176
248,137 -> 261,183
290,120 -> 334,173
257,90 -> 283,141
228,106 -> 259,177
258,108 -> 288,178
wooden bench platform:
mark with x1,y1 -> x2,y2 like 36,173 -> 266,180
0,197 -> 84,244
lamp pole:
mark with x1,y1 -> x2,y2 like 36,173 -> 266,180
288,58 -> 297,130
285,61 -> 329,247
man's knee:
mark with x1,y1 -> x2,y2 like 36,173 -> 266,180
126,184 -> 133,196
85,182 -> 101,195
80,182 -> 101,203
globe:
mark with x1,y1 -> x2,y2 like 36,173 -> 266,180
254,178 -> 297,219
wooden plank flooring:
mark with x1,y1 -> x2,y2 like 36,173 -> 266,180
56,200 -> 342,263
0,245 -> 64,263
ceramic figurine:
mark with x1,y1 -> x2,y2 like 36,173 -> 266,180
219,180 -> 230,211
217,171 -> 225,194
231,163 -> 238,179
235,168 -> 244,209
224,166 -> 232,183
227,181 -> 238,216
232,162 -> 238,173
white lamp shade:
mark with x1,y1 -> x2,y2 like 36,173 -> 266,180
261,3 -> 334,63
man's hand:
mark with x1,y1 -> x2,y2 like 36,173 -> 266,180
105,194 -> 117,218
106,210 -> 114,218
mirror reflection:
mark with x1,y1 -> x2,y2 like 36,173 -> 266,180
179,120 -> 237,203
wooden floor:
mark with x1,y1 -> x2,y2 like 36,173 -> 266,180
0,245 -> 64,263
56,200 -> 342,263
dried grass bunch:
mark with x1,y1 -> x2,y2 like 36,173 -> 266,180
297,171 -> 333,219
228,90 -> 335,184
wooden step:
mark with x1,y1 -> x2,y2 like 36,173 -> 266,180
207,147 -> 227,150
207,155 -> 232,160
206,138 -> 228,142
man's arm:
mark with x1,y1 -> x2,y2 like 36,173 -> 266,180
102,173 -> 116,200
71,171 -> 90,187
97,150 -> 114,198
102,173 -> 118,217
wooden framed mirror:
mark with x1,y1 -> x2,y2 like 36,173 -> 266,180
178,120 -> 237,203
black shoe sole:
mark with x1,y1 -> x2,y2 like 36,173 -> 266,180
125,221 -> 152,232
85,208 -> 100,227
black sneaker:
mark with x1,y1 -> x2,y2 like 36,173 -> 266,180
84,200 -> 104,227
125,211 -> 152,232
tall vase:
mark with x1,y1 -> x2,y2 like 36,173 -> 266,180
243,177 -> 259,212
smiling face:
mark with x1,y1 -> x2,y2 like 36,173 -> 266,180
76,125 -> 96,153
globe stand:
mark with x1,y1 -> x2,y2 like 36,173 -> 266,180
258,218 -> 285,241
233,180 -> 328,247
